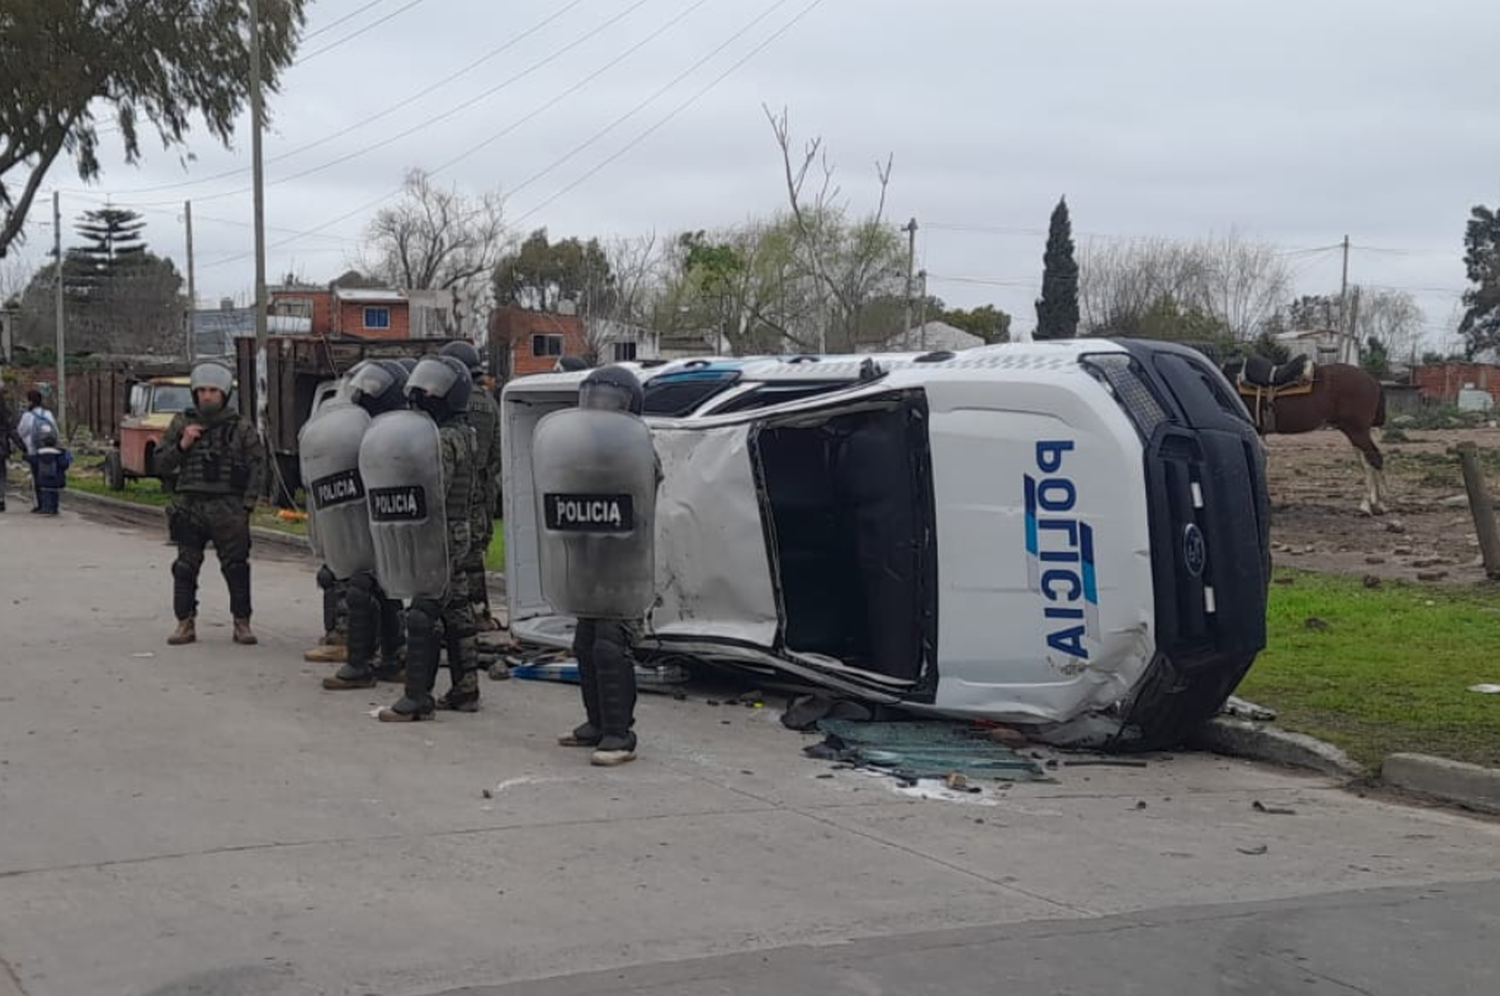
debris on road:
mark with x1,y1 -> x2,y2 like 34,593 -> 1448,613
1237,844 -> 1269,855
804,718 -> 1045,787
1253,800 -> 1298,816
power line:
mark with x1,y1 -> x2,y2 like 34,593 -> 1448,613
507,0 -> 829,230
496,0 -> 796,202
200,0 -> 721,270
102,0 -> 590,197
301,0 -> 390,43
925,273 -> 1040,289
62,188 -> 362,246
294,0 -> 433,65
166,0 -> 659,209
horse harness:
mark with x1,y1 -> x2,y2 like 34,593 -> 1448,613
1234,355 -> 1316,433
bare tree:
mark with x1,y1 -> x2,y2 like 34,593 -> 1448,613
0,257 -> 30,307
362,168 -> 508,336
1354,287 -> 1424,365
765,106 -> 904,352
1080,231 -> 1292,341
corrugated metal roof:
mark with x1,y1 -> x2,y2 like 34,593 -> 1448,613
334,288 -> 405,303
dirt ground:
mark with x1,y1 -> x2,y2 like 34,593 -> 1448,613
1265,425 -> 1500,584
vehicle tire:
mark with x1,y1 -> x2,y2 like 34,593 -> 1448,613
104,450 -> 125,491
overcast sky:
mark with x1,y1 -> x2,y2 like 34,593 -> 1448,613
19,0 -> 1500,346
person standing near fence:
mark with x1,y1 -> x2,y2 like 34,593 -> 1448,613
15,390 -> 58,513
0,388 -> 27,512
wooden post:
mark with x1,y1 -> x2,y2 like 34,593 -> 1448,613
1457,441 -> 1500,579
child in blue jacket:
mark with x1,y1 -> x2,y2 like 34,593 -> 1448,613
32,429 -> 71,516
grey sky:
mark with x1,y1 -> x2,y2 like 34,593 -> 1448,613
20,0 -> 1500,345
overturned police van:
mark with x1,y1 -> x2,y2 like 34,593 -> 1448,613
500,339 -> 1271,748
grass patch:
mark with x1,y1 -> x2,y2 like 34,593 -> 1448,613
485,523 -> 505,572
1238,570 -> 1500,769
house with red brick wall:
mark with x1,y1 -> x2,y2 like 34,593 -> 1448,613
1414,363 -> 1500,404
488,307 -> 589,381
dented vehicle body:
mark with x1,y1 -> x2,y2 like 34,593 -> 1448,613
501,340 -> 1270,747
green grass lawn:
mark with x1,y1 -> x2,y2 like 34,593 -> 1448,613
1239,570 -> 1500,769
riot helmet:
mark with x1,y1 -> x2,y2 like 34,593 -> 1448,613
190,362 -> 234,416
345,360 -> 409,417
440,340 -> 486,380
397,357 -> 419,373
555,355 -> 589,373
578,364 -> 644,416
405,355 -> 472,422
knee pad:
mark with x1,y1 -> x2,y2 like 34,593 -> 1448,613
348,571 -> 378,598
171,559 -> 198,584
316,564 -> 337,590
406,601 -> 438,640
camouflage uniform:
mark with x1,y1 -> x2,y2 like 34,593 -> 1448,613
157,406 -> 266,626
461,384 -> 503,625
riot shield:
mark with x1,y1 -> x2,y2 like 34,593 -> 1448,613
358,408 -> 450,600
298,399 -> 375,579
532,407 -> 657,619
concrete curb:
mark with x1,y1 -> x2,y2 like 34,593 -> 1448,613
1382,753 -> 1500,815
1188,717 -> 1367,780
54,487 -> 314,555
46,485 -> 508,590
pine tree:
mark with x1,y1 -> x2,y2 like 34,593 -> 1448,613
1035,197 -> 1080,339
68,208 -> 148,298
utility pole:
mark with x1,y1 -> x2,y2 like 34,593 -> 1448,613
53,190 -> 65,438
247,0 -> 269,437
915,270 -> 929,349
902,217 -> 918,349
1338,234 -> 1351,364
183,199 -> 196,363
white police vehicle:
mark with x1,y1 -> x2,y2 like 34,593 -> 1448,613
501,340 -> 1270,747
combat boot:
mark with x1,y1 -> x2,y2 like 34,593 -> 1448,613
303,641 -> 348,664
322,662 -> 378,690
233,618 -> 258,645
167,617 -> 197,646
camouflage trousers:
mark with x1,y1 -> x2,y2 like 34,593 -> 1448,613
459,500 -> 496,618
169,494 -> 252,621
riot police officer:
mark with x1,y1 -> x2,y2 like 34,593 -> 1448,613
365,355 -> 482,722
157,361 -> 266,646
440,340 -> 504,632
304,360 -> 371,665
305,360 -> 410,691
534,365 -> 659,767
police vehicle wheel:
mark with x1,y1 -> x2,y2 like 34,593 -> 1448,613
104,450 -> 125,491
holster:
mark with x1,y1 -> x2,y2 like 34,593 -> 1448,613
166,504 -> 193,545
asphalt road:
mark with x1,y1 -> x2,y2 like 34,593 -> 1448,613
1,501 -> 1497,996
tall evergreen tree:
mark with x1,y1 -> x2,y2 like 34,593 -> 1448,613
1459,204 -> 1500,360
1035,196 -> 1080,339
67,207 -> 148,298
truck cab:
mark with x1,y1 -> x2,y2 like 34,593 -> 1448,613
106,376 -> 237,489
501,339 -> 1271,749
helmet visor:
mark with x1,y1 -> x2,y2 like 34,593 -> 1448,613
579,381 -> 633,412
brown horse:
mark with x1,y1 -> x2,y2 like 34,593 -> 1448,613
1222,358 -> 1389,515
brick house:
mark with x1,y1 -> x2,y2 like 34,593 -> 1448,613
1413,363 -> 1500,405
267,286 -> 448,340
488,307 -> 589,380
